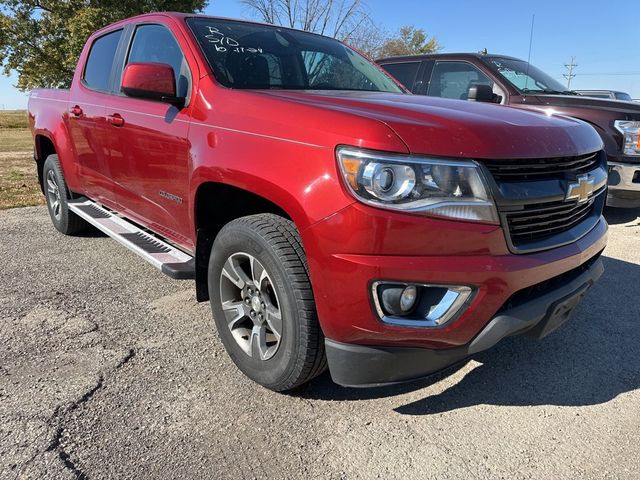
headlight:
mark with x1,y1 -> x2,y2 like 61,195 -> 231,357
337,147 -> 498,223
614,120 -> 640,156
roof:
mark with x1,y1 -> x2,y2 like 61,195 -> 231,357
91,11 -> 336,41
376,53 -> 523,63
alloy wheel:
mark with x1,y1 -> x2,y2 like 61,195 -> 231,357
219,252 -> 283,360
46,170 -> 62,220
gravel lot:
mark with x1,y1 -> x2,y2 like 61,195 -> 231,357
1,206 -> 639,479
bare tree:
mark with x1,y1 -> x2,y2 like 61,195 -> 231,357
240,0 -> 378,45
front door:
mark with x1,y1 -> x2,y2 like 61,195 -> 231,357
104,23 -> 194,250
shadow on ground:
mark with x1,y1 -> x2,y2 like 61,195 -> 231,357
603,206 -> 640,225
301,256 -> 640,414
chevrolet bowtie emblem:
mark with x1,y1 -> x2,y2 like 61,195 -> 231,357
566,175 -> 596,203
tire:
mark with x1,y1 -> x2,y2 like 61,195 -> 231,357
42,154 -> 90,235
208,214 -> 327,392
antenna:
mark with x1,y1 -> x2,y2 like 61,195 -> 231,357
524,14 -> 535,92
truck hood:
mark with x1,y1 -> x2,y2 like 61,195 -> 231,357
527,94 -> 640,117
259,90 -> 603,159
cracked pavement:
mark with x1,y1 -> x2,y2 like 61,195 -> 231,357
1,206 -> 639,479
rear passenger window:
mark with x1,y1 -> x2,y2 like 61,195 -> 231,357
381,62 -> 420,90
127,24 -> 191,99
83,29 -> 123,92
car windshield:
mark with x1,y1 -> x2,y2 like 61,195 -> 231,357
187,18 -> 403,93
485,57 -> 570,94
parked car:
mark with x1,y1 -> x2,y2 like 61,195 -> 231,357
574,90 -> 633,101
29,14 -> 607,391
378,53 -> 640,208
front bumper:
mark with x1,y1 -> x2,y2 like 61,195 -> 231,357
303,205 -> 608,350
608,162 -> 640,207
326,256 -> 604,387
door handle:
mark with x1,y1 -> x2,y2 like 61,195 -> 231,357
108,113 -> 125,127
70,105 -> 83,117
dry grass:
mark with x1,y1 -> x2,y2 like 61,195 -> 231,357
0,111 -> 43,209
0,151 -> 44,210
0,110 -> 29,129
0,128 -> 34,151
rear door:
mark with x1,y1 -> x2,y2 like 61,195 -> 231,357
104,21 -> 194,250
378,61 -> 423,92
67,28 -> 123,209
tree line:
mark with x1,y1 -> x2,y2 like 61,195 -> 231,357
0,0 -> 440,91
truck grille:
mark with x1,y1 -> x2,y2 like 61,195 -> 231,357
483,152 -> 600,181
480,150 -> 607,253
504,191 -> 602,245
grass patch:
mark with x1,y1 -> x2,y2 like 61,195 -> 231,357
0,128 -> 33,152
0,125 -> 43,209
0,110 -> 29,129
0,152 -> 44,209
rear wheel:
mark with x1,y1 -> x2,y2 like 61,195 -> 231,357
42,154 -> 89,235
208,214 -> 326,391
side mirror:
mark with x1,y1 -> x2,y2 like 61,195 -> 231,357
468,84 -> 499,103
121,63 -> 184,108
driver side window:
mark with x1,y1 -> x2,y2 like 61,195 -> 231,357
427,61 -> 494,100
127,24 -> 191,100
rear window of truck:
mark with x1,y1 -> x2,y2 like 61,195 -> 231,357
186,18 -> 402,93
380,62 -> 420,90
83,29 -> 123,92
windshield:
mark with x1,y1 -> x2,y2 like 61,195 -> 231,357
616,92 -> 633,101
187,18 -> 403,93
485,57 -> 569,94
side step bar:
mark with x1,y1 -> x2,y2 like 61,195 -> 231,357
68,198 -> 195,280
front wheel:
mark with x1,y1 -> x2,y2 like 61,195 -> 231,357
208,214 -> 326,391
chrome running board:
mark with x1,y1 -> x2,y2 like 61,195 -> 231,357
68,198 -> 195,280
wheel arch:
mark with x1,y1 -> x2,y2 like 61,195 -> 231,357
34,134 -> 57,194
193,181 -> 300,302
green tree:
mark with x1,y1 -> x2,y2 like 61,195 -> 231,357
0,0 -> 208,91
378,25 -> 440,59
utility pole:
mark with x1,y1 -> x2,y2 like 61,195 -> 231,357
563,56 -> 577,89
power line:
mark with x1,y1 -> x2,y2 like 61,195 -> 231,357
572,72 -> 640,76
563,56 -> 578,89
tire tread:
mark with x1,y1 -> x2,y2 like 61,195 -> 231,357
228,214 -> 327,391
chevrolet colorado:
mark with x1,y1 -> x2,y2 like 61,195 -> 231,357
29,13 -> 607,391
378,53 -> 640,208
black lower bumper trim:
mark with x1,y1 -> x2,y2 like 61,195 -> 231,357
326,257 -> 604,388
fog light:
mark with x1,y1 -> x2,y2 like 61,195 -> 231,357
400,285 -> 418,312
380,286 -> 408,316
373,282 -> 474,328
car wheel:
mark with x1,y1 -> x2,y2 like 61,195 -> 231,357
208,214 -> 327,391
42,154 -> 90,235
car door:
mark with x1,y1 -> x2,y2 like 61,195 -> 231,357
379,61 -> 423,92
420,60 -> 506,103
66,28 -> 123,210
104,22 -> 194,249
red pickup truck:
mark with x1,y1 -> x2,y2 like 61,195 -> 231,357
29,13 -> 607,391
